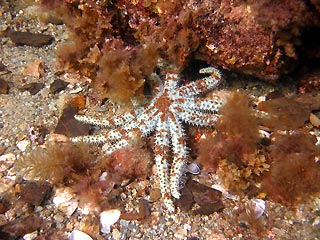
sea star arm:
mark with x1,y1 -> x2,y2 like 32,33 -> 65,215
180,97 -> 224,113
168,115 -> 188,199
153,118 -> 174,212
133,106 -> 159,136
74,111 -> 136,128
176,67 -> 222,97
70,128 -> 125,144
70,134 -> 109,144
177,108 -> 220,127
103,139 -> 130,155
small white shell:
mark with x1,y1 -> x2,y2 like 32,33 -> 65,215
247,199 -> 266,219
70,230 -> 93,240
185,162 -> 200,175
100,209 -> 121,234
99,172 -> 108,181
211,184 -> 239,200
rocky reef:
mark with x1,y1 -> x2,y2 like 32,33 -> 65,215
39,0 -> 320,104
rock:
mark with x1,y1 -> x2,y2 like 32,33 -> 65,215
8,31 -> 53,47
0,215 -> 42,240
186,180 -> 224,215
175,186 -> 195,212
19,181 -> 53,206
54,104 -> 90,137
174,227 -> 188,239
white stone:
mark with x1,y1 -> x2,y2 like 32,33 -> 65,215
70,230 -> 93,240
16,140 -> 30,152
23,231 -> 38,240
100,209 -> 121,234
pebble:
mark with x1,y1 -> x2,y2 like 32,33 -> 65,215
100,209 -> 121,234
8,31 -> 53,46
21,61 -> 43,78
183,223 -> 191,231
16,140 -> 30,152
19,83 -> 45,95
53,188 -> 79,216
0,78 -> 9,94
0,153 -> 15,172
112,228 -> 121,240
50,79 -> 69,94
69,86 -> 83,94
70,230 -> 93,240
23,231 -> 38,240
310,113 -> 320,128
173,227 -> 187,239
312,216 -> 320,226
149,188 -> 161,202
0,145 -> 6,155
53,213 -> 64,223
119,219 -> 129,227
99,172 -> 108,181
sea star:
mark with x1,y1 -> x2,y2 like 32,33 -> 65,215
71,67 -> 224,212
